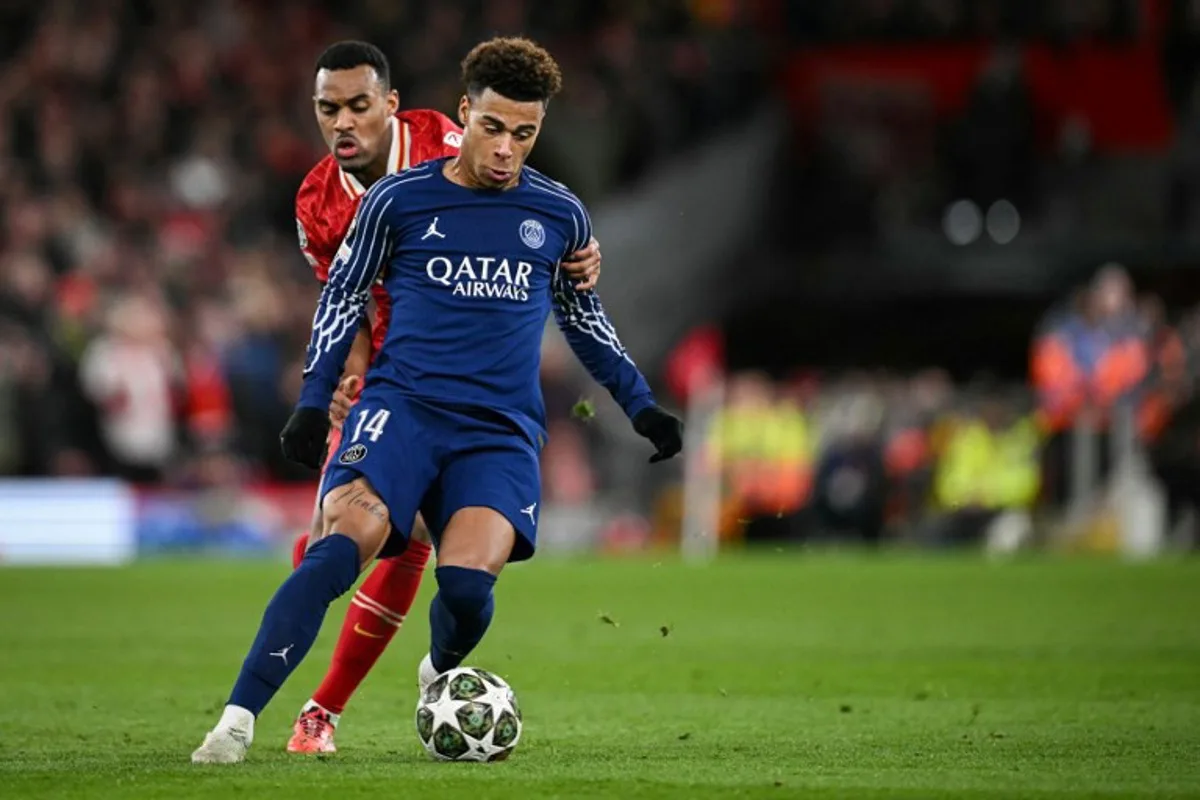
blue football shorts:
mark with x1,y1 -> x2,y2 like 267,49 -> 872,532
321,388 -> 541,562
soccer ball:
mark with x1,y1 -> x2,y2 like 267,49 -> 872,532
415,666 -> 522,762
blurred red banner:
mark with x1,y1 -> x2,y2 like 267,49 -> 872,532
785,41 -> 1173,152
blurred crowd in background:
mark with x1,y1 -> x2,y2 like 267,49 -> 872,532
686,264 -> 1200,550
0,0 -> 762,486
2,0 -> 1200,554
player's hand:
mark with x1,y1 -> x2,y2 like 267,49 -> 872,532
329,375 -> 362,429
561,236 -> 601,291
280,406 -> 332,469
632,406 -> 684,464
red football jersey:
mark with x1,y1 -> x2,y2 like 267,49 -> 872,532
295,108 -> 463,356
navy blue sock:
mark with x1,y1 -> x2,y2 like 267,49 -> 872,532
228,533 -> 360,715
429,566 -> 496,673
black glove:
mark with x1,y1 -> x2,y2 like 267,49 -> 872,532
280,406 -> 332,469
632,406 -> 684,464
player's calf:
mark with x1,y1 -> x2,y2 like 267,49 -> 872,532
309,534 -> 431,712
427,507 -> 514,674
429,566 -> 496,674
287,518 -> 433,753
193,479 -> 392,763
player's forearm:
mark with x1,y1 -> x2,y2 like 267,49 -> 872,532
342,319 -> 373,380
299,182 -> 396,409
298,283 -> 370,411
568,335 -> 656,419
554,289 -> 655,420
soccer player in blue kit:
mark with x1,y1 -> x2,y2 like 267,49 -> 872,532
191,36 -> 683,763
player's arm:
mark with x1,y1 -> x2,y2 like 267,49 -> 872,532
282,181 -> 400,467
552,274 -> 652,417
295,194 -> 373,426
552,269 -> 683,463
344,319 -> 373,379
298,182 -> 398,411
329,319 -> 372,428
550,200 -> 680,462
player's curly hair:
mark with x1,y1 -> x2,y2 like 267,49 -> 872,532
461,37 -> 563,105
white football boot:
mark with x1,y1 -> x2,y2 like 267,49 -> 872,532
191,705 -> 254,764
418,653 -> 439,695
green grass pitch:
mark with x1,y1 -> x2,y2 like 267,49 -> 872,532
1,552 -> 1198,798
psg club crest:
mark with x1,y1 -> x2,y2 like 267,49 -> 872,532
339,444 -> 368,465
519,219 -> 545,250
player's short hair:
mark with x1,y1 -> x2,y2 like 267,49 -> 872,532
314,41 -> 391,89
461,37 -> 562,105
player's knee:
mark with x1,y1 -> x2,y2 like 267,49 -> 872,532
321,478 -> 392,564
434,565 -> 496,619
436,507 -> 515,574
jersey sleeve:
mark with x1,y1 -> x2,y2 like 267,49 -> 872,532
295,175 -> 332,282
297,177 -> 402,411
551,201 -> 656,421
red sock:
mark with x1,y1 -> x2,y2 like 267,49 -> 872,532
292,533 -> 311,569
311,539 -> 433,714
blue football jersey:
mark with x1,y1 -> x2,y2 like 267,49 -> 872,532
298,157 -> 656,448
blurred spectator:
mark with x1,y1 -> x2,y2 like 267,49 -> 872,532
222,262 -> 294,474
1031,265 -> 1148,504
810,386 -> 888,544
883,368 -> 953,531
180,300 -> 234,448
1148,387 -> 1200,545
1148,307 -> 1200,545
78,292 -> 179,482
1136,293 -> 1188,442
705,371 -> 815,542
929,394 -> 1041,546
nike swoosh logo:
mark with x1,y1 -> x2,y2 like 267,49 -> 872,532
353,623 -> 385,639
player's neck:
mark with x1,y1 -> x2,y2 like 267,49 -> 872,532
352,157 -> 389,189
443,157 -> 519,191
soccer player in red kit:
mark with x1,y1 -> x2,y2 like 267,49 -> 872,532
286,41 -> 601,754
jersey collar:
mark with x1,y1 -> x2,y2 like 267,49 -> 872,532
339,116 -> 411,198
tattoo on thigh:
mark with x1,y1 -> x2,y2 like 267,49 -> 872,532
328,484 -> 388,525
350,495 -> 389,524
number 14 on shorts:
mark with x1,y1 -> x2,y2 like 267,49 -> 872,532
350,409 -> 391,443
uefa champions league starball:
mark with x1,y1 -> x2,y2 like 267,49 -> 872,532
416,667 -> 522,762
